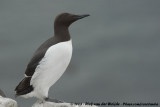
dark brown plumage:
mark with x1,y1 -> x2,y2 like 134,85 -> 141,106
15,77 -> 33,96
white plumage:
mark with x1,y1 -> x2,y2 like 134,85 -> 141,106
21,40 -> 72,99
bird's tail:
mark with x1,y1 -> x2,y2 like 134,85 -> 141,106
14,77 -> 33,97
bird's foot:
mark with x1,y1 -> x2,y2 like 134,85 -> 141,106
45,97 -> 64,103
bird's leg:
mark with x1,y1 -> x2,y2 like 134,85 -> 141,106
45,97 -> 64,103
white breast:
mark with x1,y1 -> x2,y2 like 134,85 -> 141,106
30,40 -> 72,98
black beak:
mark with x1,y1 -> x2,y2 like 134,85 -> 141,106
75,14 -> 90,19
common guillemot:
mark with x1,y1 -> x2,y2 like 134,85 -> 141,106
0,89 -> 6,97
14,13 -> 89,101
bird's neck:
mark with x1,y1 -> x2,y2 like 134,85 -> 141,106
54,25 -> 70,41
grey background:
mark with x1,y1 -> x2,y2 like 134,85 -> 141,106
0,0 -> 160,107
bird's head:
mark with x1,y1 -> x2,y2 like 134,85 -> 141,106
54,13 -> 90,27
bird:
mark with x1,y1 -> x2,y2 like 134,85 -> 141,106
14,13 -> 89,102
0,88 -> 6,97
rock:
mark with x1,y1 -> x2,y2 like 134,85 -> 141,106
0,96 -> 18,107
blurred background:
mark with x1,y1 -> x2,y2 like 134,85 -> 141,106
0,0 -> 160,106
